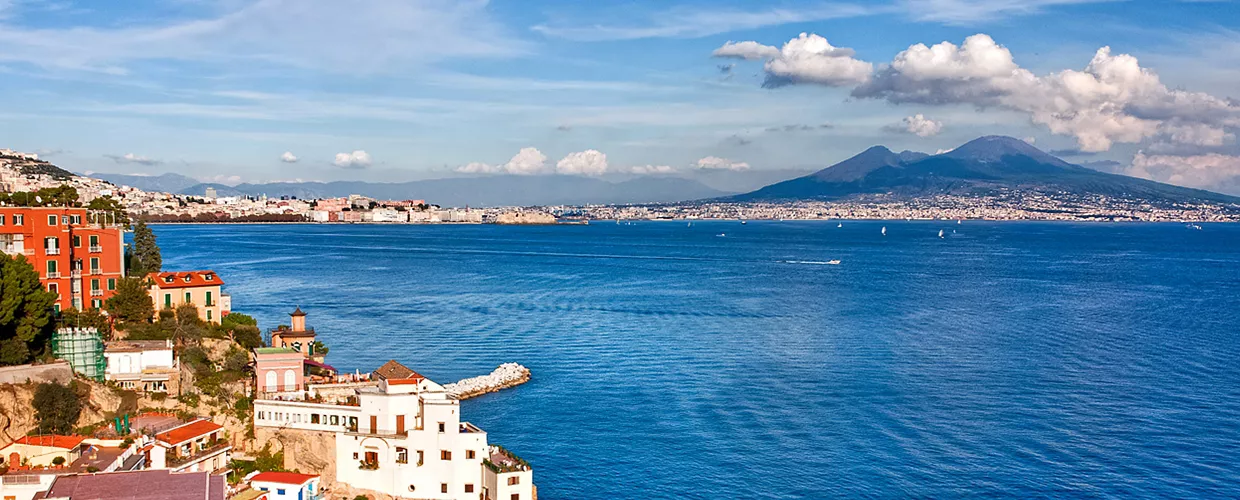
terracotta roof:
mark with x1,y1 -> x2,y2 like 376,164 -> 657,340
290,307 -> 306,317
156,419 -> 223,446
148,270 -> 224,289
373,360 -> 423,381
41,469 -> 225,500
12,435 -> 86,450
251,471 -> 319,485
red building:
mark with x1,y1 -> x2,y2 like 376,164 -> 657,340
0,206 -> 125,312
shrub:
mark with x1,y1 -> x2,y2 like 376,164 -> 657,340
33,382 -> 82,434
52,456 -> 66,466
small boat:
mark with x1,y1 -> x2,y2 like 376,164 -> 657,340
717,233 -> 726,237
837,223 -> 843,228
938,229 -> 945,238
957,219 -> 962,224
687,222 -> 692,227
741,220 -> 747,225
826,260 -> 841,265
881,226 -> 887,236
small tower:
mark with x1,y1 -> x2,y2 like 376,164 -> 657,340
290,306 -> 307,332
270,307 -> 317,360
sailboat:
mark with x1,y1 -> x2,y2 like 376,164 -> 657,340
938,229 -> 945,239
881,226 -> 887,236
837,223 -> 843,228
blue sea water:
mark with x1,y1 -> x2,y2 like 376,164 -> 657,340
152,221 -> 1240,499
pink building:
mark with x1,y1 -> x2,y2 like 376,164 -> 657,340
254,347 -> 304,398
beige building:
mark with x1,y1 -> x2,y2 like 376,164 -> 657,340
147,270 -> 230,324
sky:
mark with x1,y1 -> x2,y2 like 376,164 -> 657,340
0,0 -> 1239,194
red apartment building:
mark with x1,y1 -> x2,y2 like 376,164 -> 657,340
0,206 -> 125,312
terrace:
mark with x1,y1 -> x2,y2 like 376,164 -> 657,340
484,445 -> 532,474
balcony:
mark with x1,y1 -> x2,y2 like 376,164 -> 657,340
90,268 -> 102,276
90,290 -> 104,297
89,245 -> 102,253
167,440 -> 231,468
44,247 -> 60,255
46,272 -> 61,279
22,249 -> 34,256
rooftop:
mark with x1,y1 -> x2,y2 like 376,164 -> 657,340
147,270 -> 223,289
485,445 -> 532,473
254,347 -> 299,355
251,471 -> 319,485
373,360 -> 423,381
9,434 -> 86,450
105,339 -> 172,353
155,419 -> 223,446
40,469 -> 225,500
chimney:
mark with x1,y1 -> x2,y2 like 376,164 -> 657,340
290,307 -> 307,332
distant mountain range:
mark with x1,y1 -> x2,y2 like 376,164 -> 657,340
733,136 -> 1240,204
89,172 -> 204,194
174,176 -> 731,207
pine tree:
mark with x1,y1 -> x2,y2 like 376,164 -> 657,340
130,221 -> 162,276
105,277 -> 155,326
0,255 -> 57,365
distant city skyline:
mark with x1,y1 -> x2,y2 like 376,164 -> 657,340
0,0 -> 1237,194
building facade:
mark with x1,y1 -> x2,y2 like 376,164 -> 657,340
254,347 -> 305,399
249,471 -> 321,500
104,339 -> 179,393
253,362 -> 534,500
146,270 -> 229,323
150,419 -> 231,474
268,308 -> 317,359
0,206 -> 125,311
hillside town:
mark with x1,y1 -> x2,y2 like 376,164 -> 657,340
0,155 -> 538,499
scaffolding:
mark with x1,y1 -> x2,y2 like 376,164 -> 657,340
51,327 -> 105,381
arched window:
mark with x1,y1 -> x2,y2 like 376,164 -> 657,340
284,370 -> 296,391
265,371 -> 277,391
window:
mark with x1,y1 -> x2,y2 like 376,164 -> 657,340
207,310 -> 212,322
284,370 -> 296,390
164,276 -> 173,283
90,257 -> 99,272
0,214 -> 5,225
73,235 -> 81,247
276,489 -> 285,495
352,452 -> 359,460
13,214 -> 22,225
108,278 -> 116,290
185,291 -> 192,303
265,371 -> 277,390
396,447 -> 408,464
46,260 -> 57,274
164,293 -> 172,308
48,215 -> 57,225
331,415 -> 339,425
508,477 -> 520,485
311,414 -> 320,424
48,283 -> 58,294
205,274 -> 214,281
206,291 -> 213,306
466,450 -> 476,460
89,235 -> 98,247
416,450 -> 424,466
364,451 -> 378,464
53,304 -> 60,313
465,484 -> 475,493
61,215 -> 69,224
441,484 -> 448,494
91,279 -> 100,290
92,299 -> 101,309
512,495 -> 520,500
70,215 -> 80,224
440,450 -> 451,461
438,422 -> 445,433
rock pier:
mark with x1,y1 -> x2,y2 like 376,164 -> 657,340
444,363 -> 531,400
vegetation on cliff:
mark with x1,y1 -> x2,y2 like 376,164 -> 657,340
0,254 -> 59,365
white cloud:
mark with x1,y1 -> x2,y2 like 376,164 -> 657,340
555,150 -> 608,176
333,150 -> 371,169
104,153 -> 161,166
628,165 -> 677,175
1127,152 -> 1240,194
696,156 -> 751,171
280,151 -> 299,163
456,147 -> 550,175
902,0 -> 1113,24
712,41 -> 780,60
532,4 -> 879,41
885,114 -> 943,137
715,33 -> 871,87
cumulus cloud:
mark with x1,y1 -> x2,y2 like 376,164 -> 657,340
456,147 -> 550,175
333,150 -> 371,169
696,156 -> 751,171
713,33 -> 871,87
280,151 -> 299,163
724,32 -> 1240,154
556,150 -> 609,176
104,153 -> 161,166
713,40 -> 781,60
1127,152 -> 1240,194
628,165 -> 677,175
883,114 -> 943,137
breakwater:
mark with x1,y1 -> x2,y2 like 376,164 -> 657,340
444,363 -> 531,400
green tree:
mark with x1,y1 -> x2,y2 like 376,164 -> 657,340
310,340 -> 329,356
0,255 -> 58,365
129,221 -> 161,276
56,308 -> 112,338
105,277 -> 154,326
86,196 -> 130,225
32,382 -> 82,434
172,303 -> 205,345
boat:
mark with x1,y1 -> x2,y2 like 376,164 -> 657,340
741,220 -> 747,225
957,219 -> 962,224
826,260 -> 841,265
837,223 -> 843,228
717,233 -> 726,237
881,226 -> 887,236
938,229 -> 945,238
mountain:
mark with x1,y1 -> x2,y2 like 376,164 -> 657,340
733,136 -> 1240,204
179,175 -> 730,206
91,172 -> 203,193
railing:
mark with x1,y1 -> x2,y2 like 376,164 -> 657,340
90,290 -> 104,297
46,272 -> 60,279
167,441 -> 231,468
22,249 -> 35,256
90,245 -> 102,253
45,247 -> 60,255
70,270 -> 82,278
90,268 -> 102,275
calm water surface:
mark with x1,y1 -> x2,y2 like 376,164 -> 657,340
152,221 -> 1240,499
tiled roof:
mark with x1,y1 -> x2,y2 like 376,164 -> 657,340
41,469 -> 224,500
374,360 -> 423,380
148,270 -> 223,289
156,419 -> 223,446
251,471 -> 319,485
12,434 -> 86,450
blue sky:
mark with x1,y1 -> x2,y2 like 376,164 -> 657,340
0,0 -> 1238,193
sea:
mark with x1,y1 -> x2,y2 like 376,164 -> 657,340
151,221 -> 1240,499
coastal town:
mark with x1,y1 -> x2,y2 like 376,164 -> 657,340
0,156 -> 538,499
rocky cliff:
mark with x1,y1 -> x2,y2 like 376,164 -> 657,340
494,211 -> 557,225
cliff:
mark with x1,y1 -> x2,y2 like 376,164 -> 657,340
494,211 -> 556,225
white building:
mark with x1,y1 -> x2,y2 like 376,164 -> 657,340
370,208 -> 408,223
249,471 -> 321,500
150,419 -> 231,474
254,361 -> 534,500
104,339 -> 177,392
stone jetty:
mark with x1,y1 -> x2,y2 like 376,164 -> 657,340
444,363 -> 531,400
